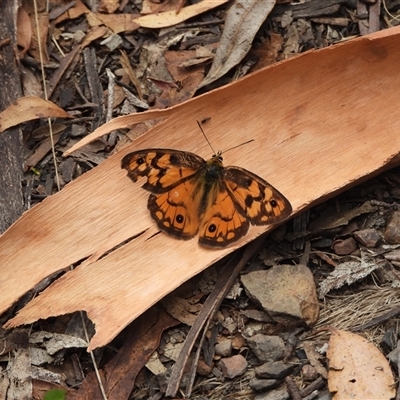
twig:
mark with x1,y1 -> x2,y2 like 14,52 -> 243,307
353,305 -> 400,331
285,376 -> 301,400
165,236 -> 266,397
300,377 -> 327,398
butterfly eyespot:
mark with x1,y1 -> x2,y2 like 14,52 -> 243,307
270,199 -> 278,207
137,157 -> 145,164
208,224 -> 217,233
176,214 -> 184,224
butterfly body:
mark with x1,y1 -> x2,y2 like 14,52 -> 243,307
122,149 -> 292,247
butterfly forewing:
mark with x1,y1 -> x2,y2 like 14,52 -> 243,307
224,167 -> 292,225
121,149 -> 205,193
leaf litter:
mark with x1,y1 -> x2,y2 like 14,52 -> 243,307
1,0 -> 400,399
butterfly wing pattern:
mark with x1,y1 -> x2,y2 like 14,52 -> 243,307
224,166 -> 292,225
121,149 -> 292,248
121,149 -> 205,238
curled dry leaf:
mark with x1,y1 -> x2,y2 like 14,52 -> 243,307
17,7 -> 31,59
0,96 -> 72,133
30,331 -> 87,355
309,201 -> 378,232
200,0 -> 276,88
327,329 -> 395,400
318,249 -> 380,298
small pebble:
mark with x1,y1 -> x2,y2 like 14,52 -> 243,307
215,339 -> 232,357
301,364 -> 319,381
255,361 -> 296,379
247,334 -> 285,362
331,237 -> 357,255
197,359 -> 213,376
354,228 -> 381,247
219,354 -> 248,379
385,211 -> 400,244
249,377 -> 280,391
254,387 -> 290,400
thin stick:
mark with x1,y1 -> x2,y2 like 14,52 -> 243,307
166,236 -> 265,398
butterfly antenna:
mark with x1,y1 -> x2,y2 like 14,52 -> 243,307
197,120 -> 217,155
221,139 -> 255,155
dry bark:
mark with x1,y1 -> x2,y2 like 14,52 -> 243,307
0,0 -> 24,233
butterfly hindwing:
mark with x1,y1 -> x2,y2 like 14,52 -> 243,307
223,166 -> 292,225
148,177 -> 202,239
199,184 -> 250,247
121,149 -> 205,194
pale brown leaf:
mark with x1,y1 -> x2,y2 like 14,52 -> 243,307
327,329 -> 395,400
16,7 -> 31,59
135,0 -> 229,29
0,96 -> 71,133
200,0 -> 276,88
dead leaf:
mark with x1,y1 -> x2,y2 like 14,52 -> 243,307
161,294 -> 202,326
25,132 -> 62,170
31,123 -> 66,140
32,382 -> 71,400
146,351 -> 167,375
99,0 -> 119,14
309,201 -> 378,232
17,7 -> 31,59
53,0 -> 90,24
253,31 -> 284,70
134,0 -> 229,29
29,11 -> 50,64
86,12 -> 139,33
76,307 -> 178,398
6,331 -> 32,399
327,329 -> 395,400
47,26 -> 108,98
30,331 -> 87,354
0,96 -> 72,133
165,49 -> 210,84
200,0 -> 276,88
141,0 -> 180,14
157,50 -> 205,106
119,50 -> 143,100
21,66 -> 43,97
303,342 -> 328,379
319,249 -> 380,298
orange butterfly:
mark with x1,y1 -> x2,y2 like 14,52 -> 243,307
121,148 -> 292,247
